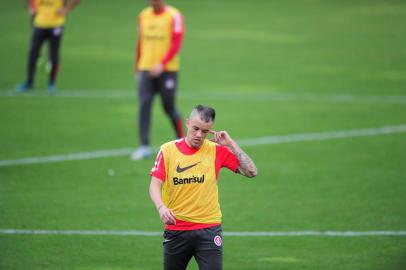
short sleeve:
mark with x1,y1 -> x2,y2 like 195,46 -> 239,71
172,11 -> 184,34
215,145 -> 240,178
150,150 -> 166,181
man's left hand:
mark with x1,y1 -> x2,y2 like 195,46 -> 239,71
150,63 -> 164,77
209,130 -> 234,147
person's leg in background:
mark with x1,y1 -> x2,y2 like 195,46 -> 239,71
159,72 -> 183,139
131,71 -> 155,160
17,27 -> 46,91
47,27 -> 63,92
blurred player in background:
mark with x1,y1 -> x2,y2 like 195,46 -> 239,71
16,0 -> 80,93
28,0 -> 36,25
131,0 -> 184,160
149,105 -> 258,270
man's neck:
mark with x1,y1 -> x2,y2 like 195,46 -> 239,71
185,137 -> 193,148
153,5 -> 165,15
184,138 -> 200,149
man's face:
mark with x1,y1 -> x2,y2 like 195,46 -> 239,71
186,116 -> 214,149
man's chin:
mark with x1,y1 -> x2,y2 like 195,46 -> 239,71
192,141 -> 202,148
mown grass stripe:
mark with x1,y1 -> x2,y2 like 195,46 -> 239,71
1,125 -> 405,167
1,229 -> 405,237
1,89 -> 406,103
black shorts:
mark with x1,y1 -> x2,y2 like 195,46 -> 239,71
163,225 -> 223,270
137,71 -> 178,95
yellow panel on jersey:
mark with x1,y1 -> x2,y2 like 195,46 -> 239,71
161,140 -> 221,224
34,0 -> 65,28
138,6 -> 180,71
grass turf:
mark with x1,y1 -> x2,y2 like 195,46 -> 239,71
1,0 -> 406,269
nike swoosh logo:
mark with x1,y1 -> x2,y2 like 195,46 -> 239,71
176,162 -> 200,173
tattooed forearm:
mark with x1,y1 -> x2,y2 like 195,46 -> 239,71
229,144 -> 257,178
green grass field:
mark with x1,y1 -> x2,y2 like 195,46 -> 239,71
1,0 -> 406,269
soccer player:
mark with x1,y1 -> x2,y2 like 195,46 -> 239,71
16,0 -> 80,92
149,105 -> 258,270
131,0 -> 184,160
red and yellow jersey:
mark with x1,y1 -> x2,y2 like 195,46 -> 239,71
136,5 -> 184,71
32,0 -> 66,28
151,138 -> 240,230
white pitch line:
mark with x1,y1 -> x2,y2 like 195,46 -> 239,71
1,89 -> 406,103
224,231 -> 406,237
0,147 -> 138,167
1,124 -> 405,167
236,124 -> 406,146
0,229 -> 405,237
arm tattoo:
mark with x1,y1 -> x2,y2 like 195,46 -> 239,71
235,150 -> 257,178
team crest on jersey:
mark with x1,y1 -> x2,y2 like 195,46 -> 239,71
214,235 -> 222,247
53,27 -> 62,36
165,78 -> 175,89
